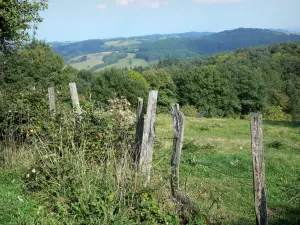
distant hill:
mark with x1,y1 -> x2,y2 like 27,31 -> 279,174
268,28 -> 300,34
52,39 -> 107,60
136,28 -> 300,61
131,31 -> 214,39
51,31 -> 214,60
51,28 -> 300,67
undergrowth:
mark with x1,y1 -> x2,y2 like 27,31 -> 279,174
0,90 -> 186,224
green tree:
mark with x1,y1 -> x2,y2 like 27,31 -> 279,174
142,68 -> 177,111
126,70 -> 150,89
0,40 -> 67,92
172,66 -> 241,117
0,0 -> 48,52
91,68 -> 148,107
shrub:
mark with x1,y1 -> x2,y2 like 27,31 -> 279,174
181,105 -> 198,117
263,105 -> 292,121
268,139 -> 284,149
16,93 -> 180,224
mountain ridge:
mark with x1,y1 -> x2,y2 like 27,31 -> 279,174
51,28 -> 300,68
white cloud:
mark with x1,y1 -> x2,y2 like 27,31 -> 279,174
115,0 -> 169,8
116,0 -> 135,6
192,0 -> 243,4
97,3 -> 107,9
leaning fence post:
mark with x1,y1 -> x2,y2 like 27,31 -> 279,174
69,82 -> 82,115
139,90 -> 158,184
134,98 -> 144,167
250,112 -> 268,225
48,87 -> 56,115
170,103 -> 185,198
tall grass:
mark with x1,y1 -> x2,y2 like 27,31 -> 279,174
0,92 -> 182,224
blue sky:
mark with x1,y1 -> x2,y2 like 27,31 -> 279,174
36,0 -> 300,41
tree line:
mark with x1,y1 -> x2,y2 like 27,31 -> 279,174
1,40 -> 300,120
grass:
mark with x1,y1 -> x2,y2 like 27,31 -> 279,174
1,114 -> 299,224
69,52 -> 149,71
69,52 -> 111,70
0,168 -> 37,225
98,53 -> 149,71
153,115 -> 300,224
105,39 -> 141,47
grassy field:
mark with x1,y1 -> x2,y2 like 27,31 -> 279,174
69,52 -> 149,71
153,115 -> 300,224
68,52 -> 111,70
105,39 -> 141,47
1,115 -> 299,224
97,53 -> 149,71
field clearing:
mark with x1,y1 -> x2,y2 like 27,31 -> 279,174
105,40 -> 121,45
154,115 -> 300,224
69,52 -> 149,71
105,39 -> 141,46
97,53 -> 148,71
69,52 -> 111,70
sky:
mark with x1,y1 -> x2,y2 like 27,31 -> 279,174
36,0 -> 300,42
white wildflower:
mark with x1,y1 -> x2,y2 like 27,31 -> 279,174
32,168 -> 36,173
17,196 -> 24,202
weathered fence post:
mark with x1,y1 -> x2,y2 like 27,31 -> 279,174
139,90 -> 158,183
170,103 -> 185,198
134,98 -> 144,167
69,82 -> 82,115
251,113 -> 268,225
48,87 -> 56,115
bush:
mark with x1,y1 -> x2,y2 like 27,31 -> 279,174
181,105 -> 198,117
14,93 -> 181,224
268,139 -> 284,149
263,105 -> 292,121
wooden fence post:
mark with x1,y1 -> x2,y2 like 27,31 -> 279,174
170,103 -> 185,198
134,98 -> 144,167
139,90 -> 158,183
251,112 -> 268,225
69,82 -> 82,115
48,87 -> 56,115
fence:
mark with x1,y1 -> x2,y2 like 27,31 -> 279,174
2,82 -> 299,224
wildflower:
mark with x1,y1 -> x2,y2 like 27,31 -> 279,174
26,174 -> 30,178
17,196 -> 24,202
32,168 -> 36,173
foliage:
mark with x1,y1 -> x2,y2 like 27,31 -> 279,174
181,105 -> 198,118
0,40 -> 72,92
0,0 -> 48,53
126,70 -> 150,89
268,139 -> 284,149
91,68 -> 148,107
142,68 -> 177,112
263,105 -> 292,121
69,55 -> 88,63
103,52 -> 127,65
0,90 -> 180,224
90,63 -> 106,71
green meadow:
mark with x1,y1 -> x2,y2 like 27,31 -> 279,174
1,114 -> 299,224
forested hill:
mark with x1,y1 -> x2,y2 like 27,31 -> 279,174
51,28 -> 300,62
136,28 -> 300,61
